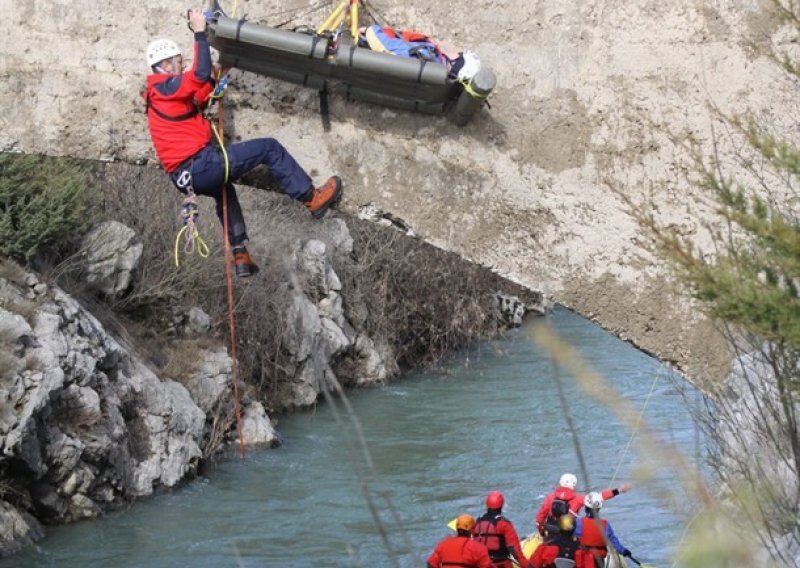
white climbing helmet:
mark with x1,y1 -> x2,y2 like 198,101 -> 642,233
559,473 -> 578,490
456,50 -> 481,82
146,38 -> 182,68
585,491 -> 604,510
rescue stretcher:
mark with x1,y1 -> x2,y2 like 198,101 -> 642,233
206,12 -> 495,125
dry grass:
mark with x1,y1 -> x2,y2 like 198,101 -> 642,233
161,337 -> 219,384
0,257 -> 27,286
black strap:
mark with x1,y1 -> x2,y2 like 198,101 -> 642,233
145,91 -> 200,122
416,58 -> 428,83
310,34 -> 321,58
235,17 -> 246,42
319,82 -> 330,132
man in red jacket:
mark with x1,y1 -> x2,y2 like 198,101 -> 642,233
144,9 -> 342,277
535,473 -> 631,535
428,514 -> 493,568
531,513 -> 581,568
473,491 -> 533,568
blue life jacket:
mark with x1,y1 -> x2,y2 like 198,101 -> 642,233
363,25 -> 446,64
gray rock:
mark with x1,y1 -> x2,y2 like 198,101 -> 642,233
495,293 -> 526,328
239,402 -> 280,447
325,218 -> 354,255
0,500 -> 44,557
353,334 -> 390,386
286,292 -> 322,363
298,239 -> 341,300
185,348 -> 231,414
178,307 -> 212,337
79,221 -> 143,298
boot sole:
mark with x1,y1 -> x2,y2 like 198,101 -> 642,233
311,177 -> 343,219
235,264 -> 260,278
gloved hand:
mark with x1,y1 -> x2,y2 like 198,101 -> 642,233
622,548 -> 632,558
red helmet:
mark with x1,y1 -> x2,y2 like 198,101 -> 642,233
486,491 -> 504,509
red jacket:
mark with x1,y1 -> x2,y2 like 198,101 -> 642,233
531,542 -> 585,568
427,535 -> 493,568
472,513 -> 531,568
144,33 -> 214,172
535,487 -> 616,532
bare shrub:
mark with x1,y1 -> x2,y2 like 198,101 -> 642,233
202,393 -> 235,460
337,217 -> 539,368
0,257 -> 27,286
161,337 -> 219,384
90,162 -> 226,317
2,297 -> 38,326
0,350 -> 15,374
0,349 -> 18,382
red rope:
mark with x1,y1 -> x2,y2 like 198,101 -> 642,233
218,99 -> 246,461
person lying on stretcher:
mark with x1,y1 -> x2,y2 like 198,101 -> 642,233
357,24 -> 482,81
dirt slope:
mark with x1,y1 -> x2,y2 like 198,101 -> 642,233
3,0 -> 797,382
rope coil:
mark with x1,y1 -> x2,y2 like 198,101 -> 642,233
174,193 -> 211,267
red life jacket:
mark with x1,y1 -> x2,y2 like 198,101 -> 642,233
143,73 -> 213,173
438,536 -> 480,567
580,517 -> 608,557
473,513 -> 508,563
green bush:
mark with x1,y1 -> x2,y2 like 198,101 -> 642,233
0,153 -> 98,260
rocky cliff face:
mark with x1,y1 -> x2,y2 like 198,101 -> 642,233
4,0 -> 797,381
0,224 -> 369,555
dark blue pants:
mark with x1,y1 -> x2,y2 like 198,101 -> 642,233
170,138 -> 313,246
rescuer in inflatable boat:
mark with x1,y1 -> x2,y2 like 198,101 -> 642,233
428,514 -> 493,568
535,473 -> 632,535
143,9 -> 342,277
473,491 -> 533,568
575,492 -> 633,568
531,513 -> 582,568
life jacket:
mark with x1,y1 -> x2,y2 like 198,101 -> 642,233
551,498 -> 571,518
579,517 -> 608,557
437,536 -> 481,567
363,25 -> 447,64
545,489 -> 578,531
473,513 -> 508,563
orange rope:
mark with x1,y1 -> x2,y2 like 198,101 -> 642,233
218,98 -> 246,461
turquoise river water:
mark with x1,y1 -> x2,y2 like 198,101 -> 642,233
5,306 -> 704,567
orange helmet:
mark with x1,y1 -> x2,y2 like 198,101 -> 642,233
486,491 -> 504,509
455,514 -> 476,532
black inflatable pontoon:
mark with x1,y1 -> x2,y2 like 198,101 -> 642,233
207,15 -> 495,125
